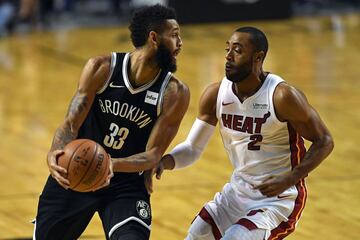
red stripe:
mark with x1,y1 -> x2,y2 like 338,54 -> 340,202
268,180 -> 307,239
236,218 -> 258,230
267,124 -> 308,239
247,209 -> 264,216
287,123 -> 306,169
198,208 -> 222,240
235,209 -> 263,230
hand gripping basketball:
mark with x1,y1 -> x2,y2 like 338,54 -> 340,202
57,139 -> 112,192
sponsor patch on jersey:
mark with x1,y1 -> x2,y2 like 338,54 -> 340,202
136,200 -> 151,219
145,90 -> 159,105
253,103 -> 268,109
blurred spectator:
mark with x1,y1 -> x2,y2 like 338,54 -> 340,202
0,0 -> 16,37
38,0 -> 54,28
111,0 -> 132,17
131,0 -> 167,8
19,0 -> 37,22
14,0 -> 37,34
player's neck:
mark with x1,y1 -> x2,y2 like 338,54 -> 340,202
233,72 -> 266,102
128,50 -> 161,87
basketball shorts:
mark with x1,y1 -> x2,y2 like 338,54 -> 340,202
33,173 -> 151,240
197,178 -> 307,240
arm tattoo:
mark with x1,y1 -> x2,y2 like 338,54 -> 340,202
66,93 -> 89,119
51,125 -> 76,151
51,92 -> 89,151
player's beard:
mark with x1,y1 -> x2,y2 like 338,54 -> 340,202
155,43 -> 177,73
226,61 -> 252,83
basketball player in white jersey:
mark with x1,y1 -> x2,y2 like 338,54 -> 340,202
156,27 -> 334,239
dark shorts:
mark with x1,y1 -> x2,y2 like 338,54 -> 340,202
34,173 -> 151,240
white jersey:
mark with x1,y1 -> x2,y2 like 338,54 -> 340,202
198,74 -> 307,239
216,73 -> 306,188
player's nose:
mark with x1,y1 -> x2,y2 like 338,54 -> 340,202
177,36 -> 183,47
225,51 -> 232,61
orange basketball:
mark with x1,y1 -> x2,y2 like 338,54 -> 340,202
58,139 -> 110,192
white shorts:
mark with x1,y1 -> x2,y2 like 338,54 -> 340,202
198,179 -> 307,240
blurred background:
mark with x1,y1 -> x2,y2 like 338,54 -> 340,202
0,0 -> 360,36
0,0 -> 359,239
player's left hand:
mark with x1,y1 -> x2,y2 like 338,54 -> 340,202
253,173 -> 297,197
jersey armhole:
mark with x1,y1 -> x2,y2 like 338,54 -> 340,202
157,72 -> 172,116
271,81 -> 286,125
97,52 -> 117,94
215,78 -> 226,120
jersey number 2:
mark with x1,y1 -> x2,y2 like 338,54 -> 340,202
248,134 -> 263,151
103,123 -> 129,150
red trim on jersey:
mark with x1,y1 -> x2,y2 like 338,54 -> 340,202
247,209 -> 264,216
235,209 -> 263,231
267,124 -> 308,239
268,180 -> 307,240
236,218 -> 258,230
198,207 -> 222,240
287,123 -> 306,169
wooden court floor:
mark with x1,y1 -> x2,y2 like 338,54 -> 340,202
0,13 -> 359,240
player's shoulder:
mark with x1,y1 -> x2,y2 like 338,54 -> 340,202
85,54 -> 112,72
200,81 -> 221,102
275,81 -> 307,103
78,54 -> 112,91
204,81 -> 221,94
274,81 -> 310,122
161,75 -> 190,116
167,75 -> 190,99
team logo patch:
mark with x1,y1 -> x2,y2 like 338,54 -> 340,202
145,91 -> 159,105
136,200 -> 151,219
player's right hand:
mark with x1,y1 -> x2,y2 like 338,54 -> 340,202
92,154 -> 114,191
47,150 -> 70,189
144,169 -> 154,194
155,154 -> 174,180
154,159 -> 165,180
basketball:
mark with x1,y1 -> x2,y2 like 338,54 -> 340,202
58,139 -> 110,192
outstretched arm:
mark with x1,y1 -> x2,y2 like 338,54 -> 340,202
111,77 -> 190,172
159,82 -> 220,172
48,55 -> 111,188
254,83 -> 334,197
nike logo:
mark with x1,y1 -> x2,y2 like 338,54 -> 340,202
109,82 -> 125,88
222,101 -> 234,106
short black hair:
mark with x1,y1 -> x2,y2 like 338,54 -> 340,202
235,26 -> 268,59
129,4 -> 177,48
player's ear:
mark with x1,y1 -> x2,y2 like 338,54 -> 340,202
149,31 -> 160,49
255,51 -> 265,62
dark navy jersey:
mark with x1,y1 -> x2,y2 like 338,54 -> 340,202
77,52 -> 171,159
35,52 -> 168,230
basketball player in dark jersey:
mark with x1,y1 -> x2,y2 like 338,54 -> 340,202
33,4 -> 189,240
